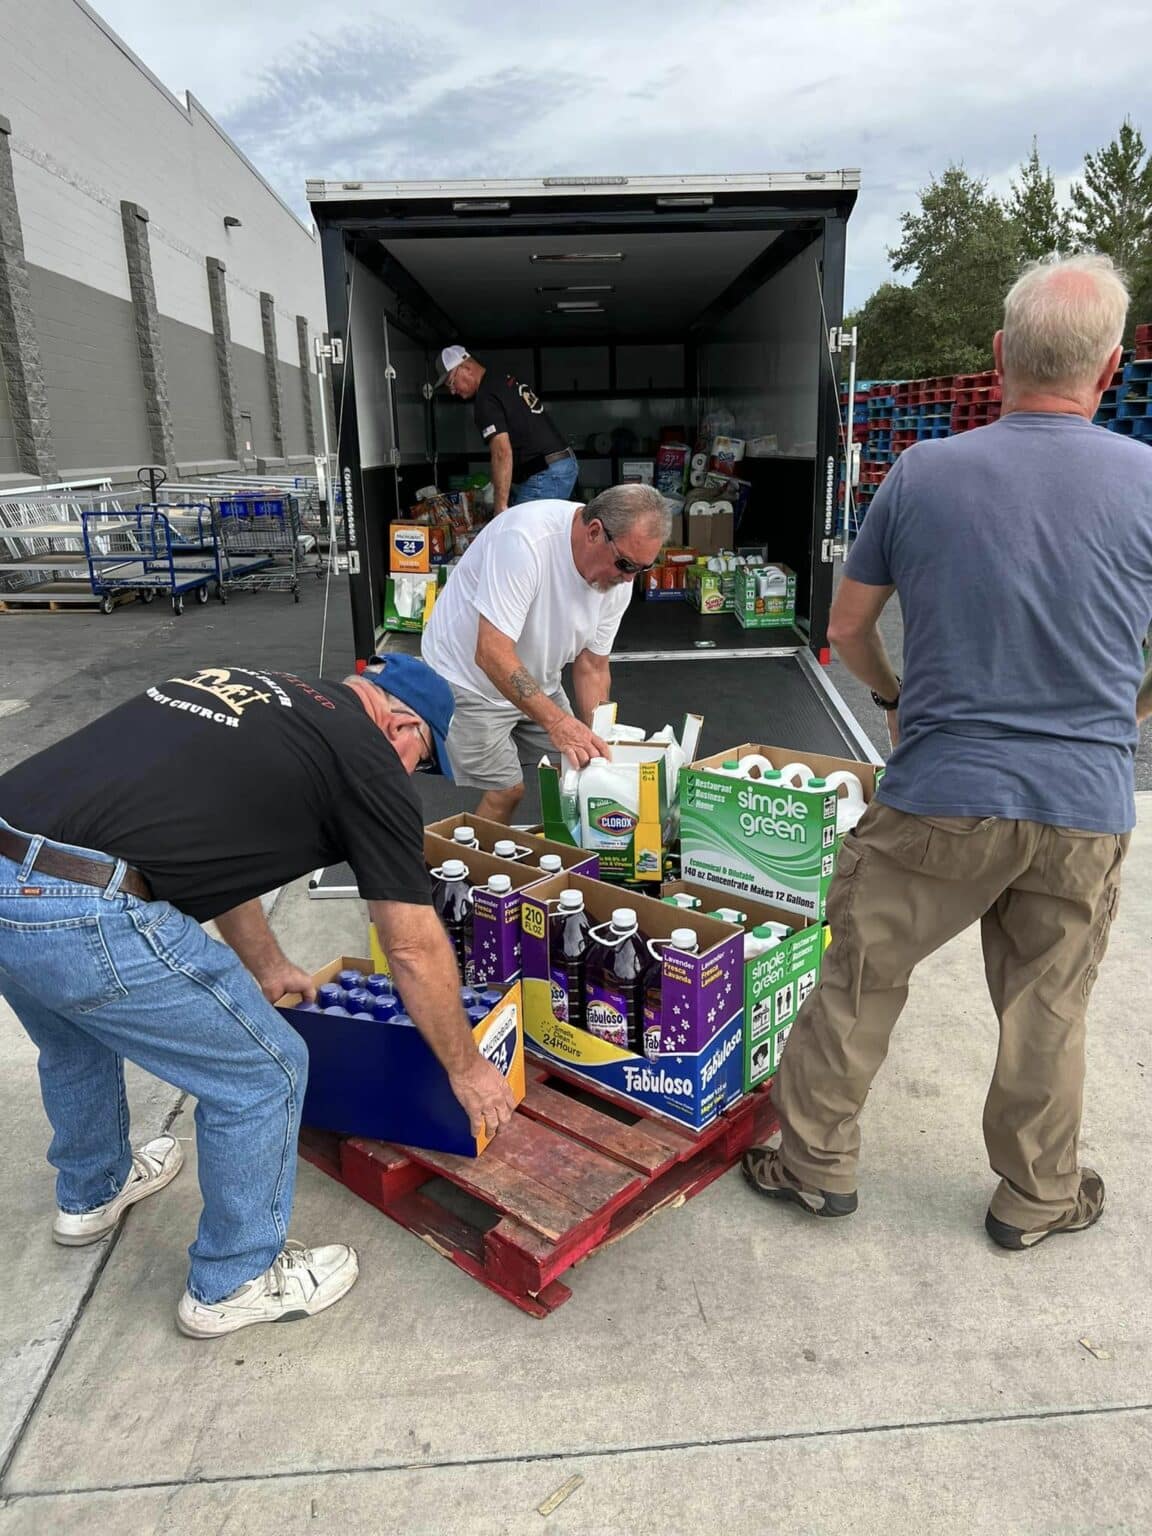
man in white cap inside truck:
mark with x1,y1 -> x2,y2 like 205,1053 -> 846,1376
437,345 -> 579,513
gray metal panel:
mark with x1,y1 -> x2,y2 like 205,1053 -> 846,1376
26,264 -> 152,468
158,314 -> 227,463
231,343 -> 275,458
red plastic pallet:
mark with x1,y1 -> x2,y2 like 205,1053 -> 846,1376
299,1066 -> 778,1317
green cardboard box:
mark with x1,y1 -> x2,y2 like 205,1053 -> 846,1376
382,567 -> 448,633
685,565 -> 734,615
679,745 -> 884,921
663,880 -> 828,1090
733,563 -> 796,629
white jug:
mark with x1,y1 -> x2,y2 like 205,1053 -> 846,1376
824,770 -> 866,834
577,757 -> 643,851
778,760 -> 816,788
738,753 -> 780,781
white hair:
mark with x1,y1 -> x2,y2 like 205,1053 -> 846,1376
582,483 -> 673,542
1001,254 -> 1129,390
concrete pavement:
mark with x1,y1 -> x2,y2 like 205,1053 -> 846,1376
1,810 -> 1150,1532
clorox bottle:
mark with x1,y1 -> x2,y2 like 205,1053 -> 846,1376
431,858 -> 473,982
578,757 -> 642,855
641,927 -> 699,1059
585,907 -> 650,1053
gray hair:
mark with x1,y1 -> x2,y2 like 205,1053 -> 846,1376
1001,254 -> 1129,390
582,483 -> 672,542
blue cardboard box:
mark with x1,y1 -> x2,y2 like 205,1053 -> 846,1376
278,956 -> 525,1157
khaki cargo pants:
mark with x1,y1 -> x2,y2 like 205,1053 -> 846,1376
773,803 -> 1128,1227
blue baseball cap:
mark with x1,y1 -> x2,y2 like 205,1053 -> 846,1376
363,653 -> 455,779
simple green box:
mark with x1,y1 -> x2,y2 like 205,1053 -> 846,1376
679,745 -> 884,922
685,566 -> 734,615
733,563 -> 796,629
663,880 -> 828,1090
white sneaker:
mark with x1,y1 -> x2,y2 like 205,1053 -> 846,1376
52,1135 -> 185,1247
176,1241 -> 360,1339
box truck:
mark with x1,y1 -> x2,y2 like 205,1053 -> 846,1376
307,170 -> 877,765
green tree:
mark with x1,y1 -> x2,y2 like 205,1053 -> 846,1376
1008,138 -> 1072,261
851,283 -> 942,380
887,164 -> 1018,374
1070,119 -> 1152,272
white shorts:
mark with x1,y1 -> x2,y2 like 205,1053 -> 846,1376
444,684 -> 572,790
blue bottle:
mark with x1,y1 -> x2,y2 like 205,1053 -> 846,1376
295,1001 -> 323,1013
466,1004 -> 490,1027
324,1005 -> 351,1016
372,996 -> 400,1023
336,968 -> 365,992
365,973 -> 393,997
317,983 -> 345,1009
345,987 -> 375,1013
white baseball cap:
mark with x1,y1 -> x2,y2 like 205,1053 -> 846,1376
436,345 -> 470,386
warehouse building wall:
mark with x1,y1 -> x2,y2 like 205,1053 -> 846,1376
0,0 -> 325,486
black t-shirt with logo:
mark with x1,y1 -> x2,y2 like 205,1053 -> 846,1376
473,373 -> 568,477
0,667 -> 431,922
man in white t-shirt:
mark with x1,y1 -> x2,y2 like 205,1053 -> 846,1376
422,485 -> 671,822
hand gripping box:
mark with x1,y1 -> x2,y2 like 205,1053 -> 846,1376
662,880 -> 830,1092
679,746 -> 884,921
520,874 -> 746,1132
370,837 -> 545,988
277,956 -> 525,1157
424,814 -> 600,878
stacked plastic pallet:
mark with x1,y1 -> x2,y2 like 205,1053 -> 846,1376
950,372 -> 1002,434
1109,329 -> 1152,444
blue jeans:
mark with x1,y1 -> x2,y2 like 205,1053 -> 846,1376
0,819 -> 307,1304
510,453 -> 579,505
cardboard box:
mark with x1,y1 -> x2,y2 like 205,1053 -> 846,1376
685,503 -> 735,556
679,746 -> 884,921
685,565 -> 734,615
277,956 -> 526,1157
425,814 -> 600,878
733,563 -> 797,629
663,881 -> 829,1091
538,708 -> 703,884
520,875 -> 746,1131
389,521 -> 452,573
620,459 -> 655,485
371,837 -> 543,988
382,569 -> 446,633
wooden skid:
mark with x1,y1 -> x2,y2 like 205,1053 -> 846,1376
300,1067 -> 778,1317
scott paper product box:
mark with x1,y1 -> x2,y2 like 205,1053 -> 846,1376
371,838 -> 543,988
685,565 -> 734,615
520,875 -> 746,1131
425,814 -> 599,878
277,956 -> 525,1157
389,521 -> 452,573
679,746 -> 884,921
663,881 -> 828,1092
733,563 -> 796,629
538,709 -> 702,884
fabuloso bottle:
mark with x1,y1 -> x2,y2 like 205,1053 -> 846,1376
584,908 -> 650,1053
430,858 -> 473,983
549,888 -> 591,1027
539,853 -> 564,876
642,928 -> 698,1059
452,825 -> 480,850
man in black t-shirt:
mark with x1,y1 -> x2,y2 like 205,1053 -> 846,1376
0,654 -> 514,1339
437,345 -> 579,513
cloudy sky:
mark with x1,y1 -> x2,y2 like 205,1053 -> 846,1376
97,0 -> 1148,307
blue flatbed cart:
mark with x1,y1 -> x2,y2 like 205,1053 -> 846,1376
82,507 -> 217,615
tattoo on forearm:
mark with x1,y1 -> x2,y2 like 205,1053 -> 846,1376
509,666 -> 541,703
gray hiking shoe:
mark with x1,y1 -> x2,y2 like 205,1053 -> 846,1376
742,1139 -> 858,1218
985,1168 -> 1105,1251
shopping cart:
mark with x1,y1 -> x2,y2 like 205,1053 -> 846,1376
214,493 -> 303,602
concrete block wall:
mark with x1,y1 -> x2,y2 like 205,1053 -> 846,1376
0,0 -> 326,483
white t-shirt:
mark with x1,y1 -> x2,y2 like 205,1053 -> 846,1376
422,500 -> 631,705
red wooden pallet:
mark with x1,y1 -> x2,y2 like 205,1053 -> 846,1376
299,1066 -> 777,1317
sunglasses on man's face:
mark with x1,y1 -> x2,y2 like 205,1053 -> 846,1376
397,713 -> 434,771
603,528 -> 658,576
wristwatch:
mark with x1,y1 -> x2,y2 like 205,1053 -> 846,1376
870,677 -> 901,710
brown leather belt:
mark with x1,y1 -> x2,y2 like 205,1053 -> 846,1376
0,827 -> 153,900
544,447 -> 576,466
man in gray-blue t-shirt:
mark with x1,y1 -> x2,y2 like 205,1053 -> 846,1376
744,254 -> 1152,1251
